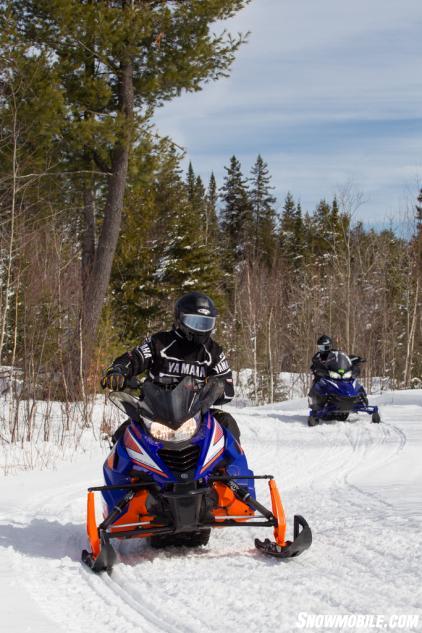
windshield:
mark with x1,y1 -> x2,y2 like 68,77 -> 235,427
109,376 -> 221,430
325,351 -> 352,372
139,376 -> 204,428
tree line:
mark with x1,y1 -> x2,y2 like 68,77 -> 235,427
0,0 -> 421,413
110,151 -> 422,402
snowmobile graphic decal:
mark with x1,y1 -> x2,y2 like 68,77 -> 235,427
123,427 -> 168,478
200,420 -> 225,474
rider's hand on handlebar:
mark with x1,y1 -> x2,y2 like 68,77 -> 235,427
101,371 -> 126,391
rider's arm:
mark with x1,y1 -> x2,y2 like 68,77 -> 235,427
106,337 -> 154,380
310,353 -> 323,373
209,348 -> 234,405
349,355 -> 365,376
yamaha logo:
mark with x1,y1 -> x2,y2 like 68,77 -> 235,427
198,308 -> 210,315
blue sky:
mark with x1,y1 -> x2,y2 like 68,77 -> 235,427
154,0 -> 422,229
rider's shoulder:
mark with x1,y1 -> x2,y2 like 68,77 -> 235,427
206,337 -> 225,357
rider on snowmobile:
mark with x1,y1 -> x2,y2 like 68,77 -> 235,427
101,291 -> 240,444
309,335 -> 367,404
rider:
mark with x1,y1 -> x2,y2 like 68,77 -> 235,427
101,291 -> 240,444
309,334 -> 367,404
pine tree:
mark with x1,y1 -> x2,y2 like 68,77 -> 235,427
416,188 -> 422,234
279,193 -> 304,266
205,172 -> 221,248
186,163 -> 196,204
249,155 -> 278,267
414,188 -> 422,286
309,199 -> 338,257
10,0 -> 251,370
220,155 -> 253,266
153,156 -> 225,314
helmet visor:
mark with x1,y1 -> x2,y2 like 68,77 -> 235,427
318,343 -> 331,352
181,313 -> 216,333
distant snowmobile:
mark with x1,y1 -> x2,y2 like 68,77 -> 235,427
82,376 -> 312,572
308,351 -> 381,427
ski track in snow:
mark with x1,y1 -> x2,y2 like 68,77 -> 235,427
1,391 -> 421,633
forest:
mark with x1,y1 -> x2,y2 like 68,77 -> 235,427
0,0 -> 421,431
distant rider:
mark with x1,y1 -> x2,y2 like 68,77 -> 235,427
309,335 -> 367,404
101,291 -> 241,444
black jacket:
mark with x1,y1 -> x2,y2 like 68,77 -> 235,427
107,328 -> 234,405
310,350 -> 337,374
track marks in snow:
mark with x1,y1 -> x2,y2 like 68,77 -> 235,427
0,392 -> 421,632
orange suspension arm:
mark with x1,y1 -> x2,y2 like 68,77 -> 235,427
269,480 -> 287,546
86,491 -> 101,558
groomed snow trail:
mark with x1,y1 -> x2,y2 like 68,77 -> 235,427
1,391 -> 421,633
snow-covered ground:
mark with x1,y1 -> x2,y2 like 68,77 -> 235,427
0,390 -> 421,633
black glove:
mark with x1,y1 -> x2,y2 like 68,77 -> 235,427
101,370 -> 126,391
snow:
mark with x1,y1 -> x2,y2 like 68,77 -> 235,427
0,390 -> 421,632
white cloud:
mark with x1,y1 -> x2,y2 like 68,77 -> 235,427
154,0 -> 422,224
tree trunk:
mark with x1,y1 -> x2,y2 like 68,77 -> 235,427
81,179 -> 96,299
79,60 -> 134,378
0,103 -> 18,365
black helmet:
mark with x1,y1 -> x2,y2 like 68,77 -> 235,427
317,334 -> 333,353
174,292 -> 217,344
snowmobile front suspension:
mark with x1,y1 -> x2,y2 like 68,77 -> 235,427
82,482 -> 162,573
210,476 -> 312,559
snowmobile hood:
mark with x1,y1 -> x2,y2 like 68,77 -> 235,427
317,377 -> 358,396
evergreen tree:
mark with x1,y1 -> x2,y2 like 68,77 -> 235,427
416,188 -> 422,235
249,155 -> 278,267
309,198 -> 345,257
10,0 -> 251,370
220,155 -> 253,266
279,193 -> 305,266
186,162 -> 197,204
205,172 -> 221,247
110,139 -> 183,341
413,188 -> 422,291
154,156 -> 225,315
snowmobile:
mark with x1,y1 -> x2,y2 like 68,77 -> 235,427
82,376 -> 312,572
308,351 -> 381,427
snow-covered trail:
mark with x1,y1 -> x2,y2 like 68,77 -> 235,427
0,391 -> 421,633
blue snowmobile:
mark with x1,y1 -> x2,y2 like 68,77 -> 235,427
82,376 -> 312,572
308,351 -> 381,427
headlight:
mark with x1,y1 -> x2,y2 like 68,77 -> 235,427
329,370 -> 341,379
343,370 -> 352,379
143,417 -> 199,442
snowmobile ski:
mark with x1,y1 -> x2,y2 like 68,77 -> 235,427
255,515 -> 312,558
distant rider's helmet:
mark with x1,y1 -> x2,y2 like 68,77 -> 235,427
317,335 -> 333,354
174,292 -> 217,344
